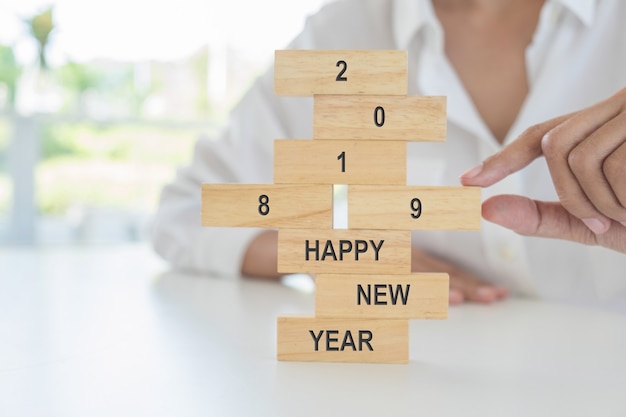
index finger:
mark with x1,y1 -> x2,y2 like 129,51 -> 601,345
460,113 -> 575,187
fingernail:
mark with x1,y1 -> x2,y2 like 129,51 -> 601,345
460,163 -> 483,180
582,218 -> 609,234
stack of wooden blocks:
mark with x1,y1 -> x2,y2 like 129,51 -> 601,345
202,50 -> 480,364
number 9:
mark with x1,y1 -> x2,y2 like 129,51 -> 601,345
410,198 -> 421,219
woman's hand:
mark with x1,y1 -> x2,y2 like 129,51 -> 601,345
461,87 -> 626,253
412,247 -> 508,304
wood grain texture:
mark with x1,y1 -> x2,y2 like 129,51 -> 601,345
277,229 -> 411,274
313,95 -> 446,141
348,185 -> 481,230
274,50 -> 407,96
274,139 -> 406,185
201,184 -> 332,229
315,273 -> 449,319
277,315 -> 409,363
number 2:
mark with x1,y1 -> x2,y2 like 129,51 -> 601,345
336,60 -> 347,81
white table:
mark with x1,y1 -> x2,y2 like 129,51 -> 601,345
2,244 -> 626,417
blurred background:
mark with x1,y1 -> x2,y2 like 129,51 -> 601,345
0,0 -> 330,245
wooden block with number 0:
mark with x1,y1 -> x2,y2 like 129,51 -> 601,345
315,273 -> 448,319
274,50 -> 407,96
313,95 -> 446,141
274,139 -> 406,185
277,316 -> 409,363
202,184 -> 332,229
348,185 -> 481,230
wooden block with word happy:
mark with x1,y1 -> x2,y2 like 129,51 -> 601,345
315,273 -> 448,320
274,139 -> 406,185
348,185 -> 481,230
313,95 -> 446,141
274,50 -> 407,96
202,184 -> 332,229
277,316 -> 408,363
277,229 -> 411,274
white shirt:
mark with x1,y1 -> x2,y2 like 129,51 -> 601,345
151,0 -> 626,311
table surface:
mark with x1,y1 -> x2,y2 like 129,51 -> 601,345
2,244 -> 626,417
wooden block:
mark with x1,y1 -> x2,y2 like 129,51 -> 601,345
274,139 -> 406,185
277,229 -> 410,274
274,50 -> 407,96
202,184 -> 332,229
315,273 -> 448,319
348,185 -> 481,230
277,316 -> 409,363
313,95 -> 446,141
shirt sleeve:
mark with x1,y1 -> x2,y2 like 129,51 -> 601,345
150,57 -> 312,278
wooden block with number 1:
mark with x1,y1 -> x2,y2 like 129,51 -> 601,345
274,139 -> 406,185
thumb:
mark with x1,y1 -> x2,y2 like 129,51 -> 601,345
482,194 -> 599,245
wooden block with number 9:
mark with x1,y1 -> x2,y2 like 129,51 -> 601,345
348,185 -> 481,230
202,184 -> 333,229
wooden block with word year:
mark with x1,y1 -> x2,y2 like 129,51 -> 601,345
274,139 -> 406,185
313,95 -> 446,141
348,185 -> 481,230
202,184 -> 332,229
274,50 -> 407,96
277,229 -> 410,274
315,273 -> 448,319
277,316 -> 408,363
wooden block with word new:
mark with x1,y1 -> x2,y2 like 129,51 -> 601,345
348,185 -> 481,230
313,95 -> 446,141
315,273 -> 448,319
274,50 -> 407,96
274,139 -> 406,185
277,316 -> 408,363
277,229 -> 410,274
202,184 -> 332,229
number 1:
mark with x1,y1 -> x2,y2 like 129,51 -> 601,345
337,151 -> 346,172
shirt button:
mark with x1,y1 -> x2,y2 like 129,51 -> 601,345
499,245 -> 516,262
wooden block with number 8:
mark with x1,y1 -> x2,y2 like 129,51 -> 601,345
277,228 -> 411,274
274,139 -> 406,185
315,273 -> 448,319
313,95 -> 446,141
348,185 -> 481,230
202,184 -> 332,229
277,316 -> 409,363
274,50 -> 407,96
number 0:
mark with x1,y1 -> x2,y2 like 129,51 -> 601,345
374,106 -> 385,127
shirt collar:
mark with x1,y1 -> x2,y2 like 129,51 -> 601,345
553,0 -> 596,27
392,0 -> 598,50
392,0 -> 441,51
